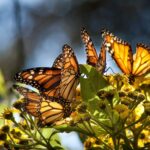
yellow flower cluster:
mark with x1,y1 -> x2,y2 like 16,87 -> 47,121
80,74 -> 150,149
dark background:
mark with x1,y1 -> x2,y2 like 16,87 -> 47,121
0,0 -> 150,81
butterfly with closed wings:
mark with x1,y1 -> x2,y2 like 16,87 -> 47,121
81,27 -> 106,74
101,29 -> 150,83
13,85 -> 71,126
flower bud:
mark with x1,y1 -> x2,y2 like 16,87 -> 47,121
137,94 -> 145,101
97,90 -> 106,99
118,91 -> 127,97
105,91 -> 114,102
83,115 -> 91,122
114,104 -> 130,119
99,101 -> 106,110
19,122 -> 28,130
1,125 -> 10,133
3,109 -> 14,120
0,132 -> 7,141
128,91 -> 138,99
77,103 -> 87,113
3,142 -> 10,149
139,133 -> 145,139
97,90 -> 114,102
10,129 -> 22,139
19,139 -> 28,145
13,99 -> 24,110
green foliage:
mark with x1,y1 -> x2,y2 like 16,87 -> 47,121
1,107 -> 64,149
78,65 -> 150,149
80,64 -> 109,101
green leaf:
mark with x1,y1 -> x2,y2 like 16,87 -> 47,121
54,124 -> 90,136
87,96 -> 100,114
80,77 -> 95,100
53,146 -> 64,150
111,110 -> 120,125
41,128 -> 53,138
79,64 -> 109,101
40,128 -> 64,149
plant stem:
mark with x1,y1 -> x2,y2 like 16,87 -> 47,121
91,116 -> 112,134
12,119 -> 48,148
112,136 -> 119,150
28,115 -> 55,150
7,132 -> 15,144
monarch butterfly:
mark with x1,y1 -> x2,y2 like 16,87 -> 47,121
101,29 -> 150,83
81,27 -> 106,73
14,44 -> 80,100
58,44 -> 80,100
13,85 -> 71,126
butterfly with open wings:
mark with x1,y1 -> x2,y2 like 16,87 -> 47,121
101,29 -> 150,83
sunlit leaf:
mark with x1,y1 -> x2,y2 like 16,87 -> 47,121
80,64 -> 109,101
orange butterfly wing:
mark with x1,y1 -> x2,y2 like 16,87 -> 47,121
132,43 -> 150,76
81,27 -> 106,73
81,27 -> 98,67
14,67 -> 61,98
58,44 -> 80,101
52,53 -> 63,69
38,100 -> 65,126
96,42 -> 106,73
14,85 -> 71,126
101,29 -> 133,75
13,85 -> 41,117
